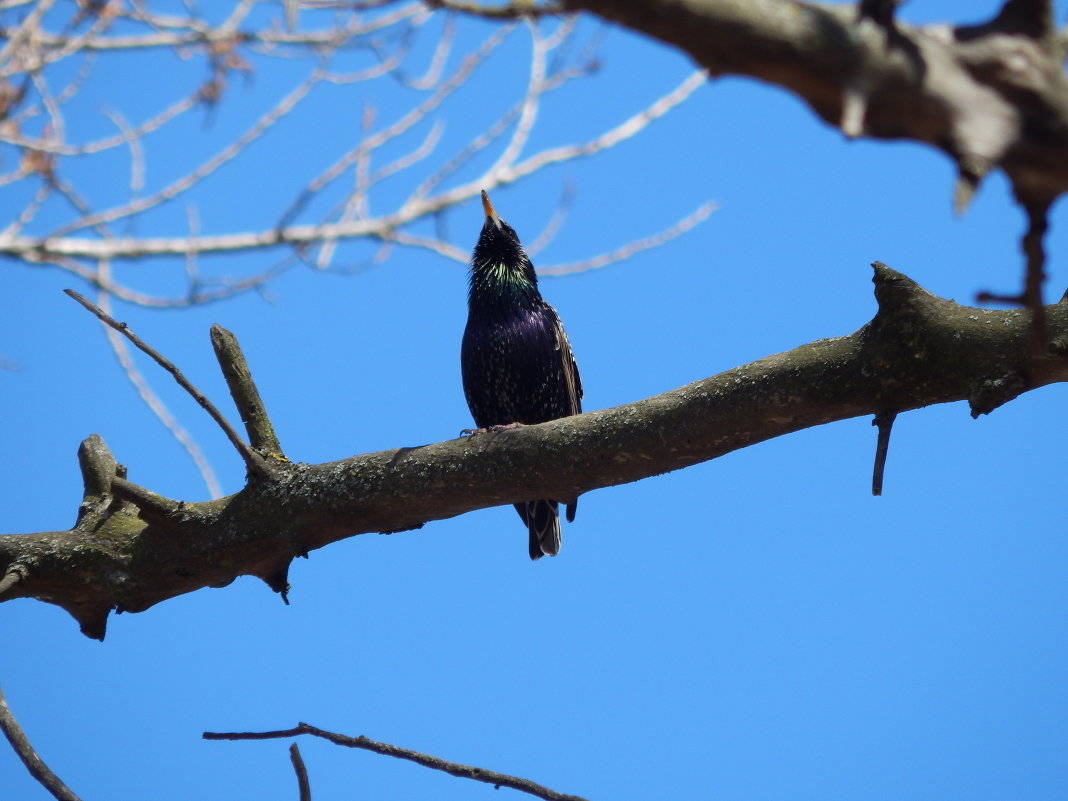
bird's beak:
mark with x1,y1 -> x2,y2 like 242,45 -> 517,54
481,189 -> 502,229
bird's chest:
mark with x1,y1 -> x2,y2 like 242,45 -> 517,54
461,310 -> 558,425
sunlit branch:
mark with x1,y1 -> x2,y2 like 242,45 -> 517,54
526,178 -> 575,256
101,109 -> 146,196
276,22 -> 515,229
540,199 -> 718,276
6,3 -> 428,55
2,2 -> 707,327
204,723 -> 591,801
96,264 -> 223,499
402,12 -> 455,88
2,93 -> 199,157
64,289 -> 268,479
47,68 -> 326,238
0,682 -> 82,801
424,0 -> 566,19
498,68 -> 707,182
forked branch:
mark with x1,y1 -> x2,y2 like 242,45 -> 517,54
205,723 -> 591,801
3,263 -> 1067,639
63,290 -> 271,479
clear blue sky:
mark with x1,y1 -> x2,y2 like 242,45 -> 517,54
3,2 -> 1068,799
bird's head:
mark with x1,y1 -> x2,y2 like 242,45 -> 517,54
471,190 -> 538,290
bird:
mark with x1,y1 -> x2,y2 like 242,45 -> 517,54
461,190 -> 583,560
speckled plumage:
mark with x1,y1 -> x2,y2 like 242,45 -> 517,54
461,191 -> 582,560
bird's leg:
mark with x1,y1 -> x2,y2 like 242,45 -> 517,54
460,422 -> 528,436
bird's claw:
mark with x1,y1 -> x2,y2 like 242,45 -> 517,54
460,422 -> 527,437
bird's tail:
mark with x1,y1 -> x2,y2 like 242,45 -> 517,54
515,500 -> 561,560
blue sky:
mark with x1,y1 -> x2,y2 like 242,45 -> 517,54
2,1 -> 1068,799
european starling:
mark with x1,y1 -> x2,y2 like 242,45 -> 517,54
461,190 -> 583,560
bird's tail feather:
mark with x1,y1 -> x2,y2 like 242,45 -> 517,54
515,500 -> 561,560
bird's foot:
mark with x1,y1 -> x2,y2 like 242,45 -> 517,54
460,422 -> 527,436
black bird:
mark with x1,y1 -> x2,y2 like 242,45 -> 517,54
461,190 -> 583,560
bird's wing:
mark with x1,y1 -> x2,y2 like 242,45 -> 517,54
548,304 -> 582,415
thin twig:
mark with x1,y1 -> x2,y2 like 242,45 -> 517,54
0,0 -> 59,68
527,179 -> 576,256
871,411 -> 896,496
63,289 -> 267,479
976,196 -> 1051,356
540,199 -> 717,276
204,723 -> 591,801
96,264 -> 223,498
276,23 -> 514,230
2,7 -> 708,312
49,65 -> 327,237
289,743 -> 312,801
3,93 -> 199,156
0,682 -> 83,801
425,0 -> 564,19
1020,198 -> 1050,355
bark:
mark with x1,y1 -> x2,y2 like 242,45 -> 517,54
3,263 -> 1067,639
562,0 -> 1068,208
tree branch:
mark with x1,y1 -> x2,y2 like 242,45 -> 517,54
289,743 -> 311,801
63,290 -> 270,480
0,682 -> 82,801
870,410 -> 896,497
560,0 -> 1068,202
425,0 -> 565,19
210,324 -> 284,457
3,264 -> 1068,637
205,723 -> 590,801
560,0 -> 1068,322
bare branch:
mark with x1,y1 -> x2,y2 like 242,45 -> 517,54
491,67 -> 707,182
526,179 -> 575,256
561,0 -> 1068,348
0,682 -> 82,801
276,22 -> 515,230
289,743 -> 312,801
0,565 -> 27,597
63,289 -> 267,480
2,7 -> 702,316
6,264 -> 1068,634
540,199 -> 717,276
0,0 -> 59,69
5,4 -> 428,55
977,196 -> 1052,354
210,324 -> 284,457
871,411 -> 896,497
95,269 -> 223,498
424,0 -> 565,19
2,93 -> 199,156
0,66 -> 706,270
26,254 -> 293,309
381,229 -> 468,261
204,723 -> 591,801
100,108 -> 146,194
49,66 -> 326,237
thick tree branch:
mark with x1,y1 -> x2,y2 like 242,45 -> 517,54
561,0 -> 1068,204
3,264 -> 1068,638
557,0 -> 1068,323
